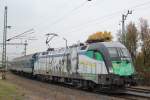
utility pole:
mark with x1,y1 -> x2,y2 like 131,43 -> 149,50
2,6 -> 7,69
121,10 -> 132,44
1,6 -> 8,79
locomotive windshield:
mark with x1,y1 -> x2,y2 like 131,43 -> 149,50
108,48 -> 118,58
120,48 -> 130,58
108,47 -> 130,58
108,47 -> 134,76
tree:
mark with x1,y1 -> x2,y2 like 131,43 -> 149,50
117,22 -> 138,63
86,31 -> 112,43
126,22 -> 138,62
117,19 -> 150,85
139,18 -> 150,66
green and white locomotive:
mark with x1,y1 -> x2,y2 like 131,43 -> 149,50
10,42 -> 136,90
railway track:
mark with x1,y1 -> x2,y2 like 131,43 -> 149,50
103,87 -> 150,100
127,87 -> 150,93
58,83 -> 150,100
123,87 -> 150,99
10,72 -> 150,100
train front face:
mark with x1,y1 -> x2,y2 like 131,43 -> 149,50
90,42 -> 136,87
106,43 -> 136,86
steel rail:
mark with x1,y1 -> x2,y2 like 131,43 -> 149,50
124,87 -> 150,98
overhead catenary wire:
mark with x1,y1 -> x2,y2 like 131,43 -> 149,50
7,29 -> 34,41
129,0 -> 150,10
62,14 -> 117,34
39,0 -> 150,34
22,0 -> 150,48
62,11 -> 121,33
24,0 -> 150,43
47,0 -> 88,26
60,0 -> 150,34
32,0 -> 91,32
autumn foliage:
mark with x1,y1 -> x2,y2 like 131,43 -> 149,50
86,31 -> 112,43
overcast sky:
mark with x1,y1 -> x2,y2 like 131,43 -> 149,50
0,0 -> 150,57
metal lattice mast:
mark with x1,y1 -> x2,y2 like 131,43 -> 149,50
2,6 -> 7,69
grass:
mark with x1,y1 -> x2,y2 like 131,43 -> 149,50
0,80 -> 23,100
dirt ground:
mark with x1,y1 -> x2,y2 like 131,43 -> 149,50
5,72 -> 126,100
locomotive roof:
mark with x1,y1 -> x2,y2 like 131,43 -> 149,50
39,42 -> 126,56
13,42 -> 126,59
101,42 -> 126,48
88,42 -> 126,49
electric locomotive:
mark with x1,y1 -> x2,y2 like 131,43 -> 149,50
10,42 -> 136,90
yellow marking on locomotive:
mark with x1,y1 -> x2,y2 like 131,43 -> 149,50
79,60 -> 96,67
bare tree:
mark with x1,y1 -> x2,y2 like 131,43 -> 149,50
139,18 -> 150,66
126,22 -> 138,62
117,22 -> 138,63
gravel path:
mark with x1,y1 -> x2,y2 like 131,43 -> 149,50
6,72 -> 126,100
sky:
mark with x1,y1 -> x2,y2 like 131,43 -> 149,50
0,0 -> 150,58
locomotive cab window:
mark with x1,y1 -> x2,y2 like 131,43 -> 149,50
86,50 -> 103,61
94,52 -> 103,61
86,51 -> 94,58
